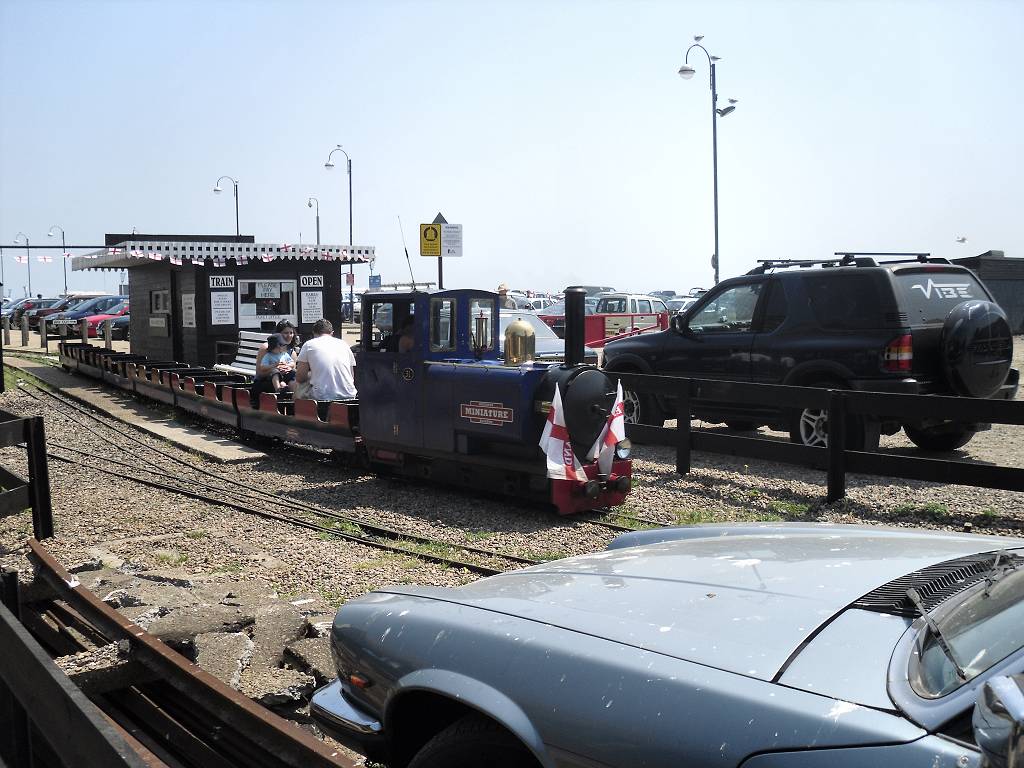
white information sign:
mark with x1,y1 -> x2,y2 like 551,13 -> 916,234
301,291 -> 323,324
211,291 -> 236,325
300,275 -> 324,288
181,293 -> 196,328
441,224 -> 463,257
256,281 -> 281,299
210,275 -> 235,289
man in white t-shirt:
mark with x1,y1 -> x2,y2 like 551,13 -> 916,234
295,319 -> 358,400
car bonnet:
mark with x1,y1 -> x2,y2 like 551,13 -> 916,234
383,530 -> 1016,681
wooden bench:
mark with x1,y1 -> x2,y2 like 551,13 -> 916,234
213,330 -> 267,377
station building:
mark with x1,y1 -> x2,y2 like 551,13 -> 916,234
72,234 -> 371,367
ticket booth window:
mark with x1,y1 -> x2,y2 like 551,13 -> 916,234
238,279 -> 297,329
151,290 -> 171,314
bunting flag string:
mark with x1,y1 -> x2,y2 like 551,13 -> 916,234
107,247 -> 122,255
147,252 -> 163,260
37,254 -> 53,263
213,257 -> 227,267
169,256 -> 182,266
261,253 -> 275,263
301,246 -> 314,254
280,244 -> 293,252
236,255 -> 249,265
191,258 -> 205,266
15,255 -> 27,264
131,250 -> 143,257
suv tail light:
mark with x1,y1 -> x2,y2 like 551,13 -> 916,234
883,334 -> 913,373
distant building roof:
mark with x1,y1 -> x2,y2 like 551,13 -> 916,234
73,238 -> 373,271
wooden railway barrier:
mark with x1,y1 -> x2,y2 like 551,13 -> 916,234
2,316 -> 10,346
613,372 -> 1024,503
0,409 -> 53,539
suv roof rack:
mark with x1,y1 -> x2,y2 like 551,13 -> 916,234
833,251 -> 951,266
746,254 -> 872,275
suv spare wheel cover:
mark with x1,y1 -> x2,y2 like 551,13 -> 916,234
941,300 -> 1013,398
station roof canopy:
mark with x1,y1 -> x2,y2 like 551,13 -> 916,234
73,236 -> 373,272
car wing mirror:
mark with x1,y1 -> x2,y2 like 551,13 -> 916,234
973,674 -> 1024,768
671,314 -> 689,334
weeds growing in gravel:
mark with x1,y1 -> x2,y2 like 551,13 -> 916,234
894,502 -> 951,521
768,500 -> 811,518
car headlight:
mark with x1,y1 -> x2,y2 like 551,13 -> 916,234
615,439 -> 632,460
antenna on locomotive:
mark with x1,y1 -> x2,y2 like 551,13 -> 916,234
397,216 -> 416,283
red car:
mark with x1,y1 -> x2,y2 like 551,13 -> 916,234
76,301 -> 129,337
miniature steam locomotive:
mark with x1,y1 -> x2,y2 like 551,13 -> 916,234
59,288 -> 632,514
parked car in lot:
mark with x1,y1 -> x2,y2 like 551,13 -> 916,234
48,295 -> 127,335
538,298 -> 597,338
667,296 -> 699,313
75,300 -> 129,337
108,312 -> 130,340
32,292 -> 113,330
602,255 -> 1019,451
499,312 -> 598,364
312,523 -> 1024,768
1,297 -> 57,325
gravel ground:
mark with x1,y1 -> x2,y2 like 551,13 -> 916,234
0,342 -> 1022,757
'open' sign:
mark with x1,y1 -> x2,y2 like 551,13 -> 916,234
300,275 -> 324,288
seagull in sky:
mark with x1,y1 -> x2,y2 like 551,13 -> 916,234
955,235 -> 968,243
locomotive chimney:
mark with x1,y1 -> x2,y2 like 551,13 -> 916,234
564,287 -> 586,367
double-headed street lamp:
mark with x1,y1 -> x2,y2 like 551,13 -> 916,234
678,35 -> 738,286
48,225 -> 68,294
13,232 -> 31,295
325,145 -> 354,320
213,175 -> 240,236
307,197 -> 321,246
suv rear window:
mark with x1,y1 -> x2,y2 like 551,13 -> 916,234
894,269 -> 988,324
804,274 -> 886,330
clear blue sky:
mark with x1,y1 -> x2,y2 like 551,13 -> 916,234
1,0 -> 1021,299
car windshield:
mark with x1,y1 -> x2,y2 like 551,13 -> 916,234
499,313 -> 559,340
912,552 -> 1024,698
106,301 -> 128,314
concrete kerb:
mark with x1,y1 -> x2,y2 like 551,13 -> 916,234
2,354 -> 265,465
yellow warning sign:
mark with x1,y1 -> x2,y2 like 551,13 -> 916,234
420,224 -> 441,257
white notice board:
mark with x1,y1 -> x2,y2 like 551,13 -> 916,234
211,291 -> 236,325
181,293 -> 196,328
301,291 -> 323,324
256,281 -> 281,299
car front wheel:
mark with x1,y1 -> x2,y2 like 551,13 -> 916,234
903,425 -> 975,452
407,714 -> 538,768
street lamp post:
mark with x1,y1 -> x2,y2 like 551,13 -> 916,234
678,36 -> 737,286
13,232 -> 31,295
213,175 -> 240,237
307,198 -> 321,246
48,225 -> 68,295
325,145 -> 354,321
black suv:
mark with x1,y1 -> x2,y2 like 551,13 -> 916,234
602,255 -> 1019,452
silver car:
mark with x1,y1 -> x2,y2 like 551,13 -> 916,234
312,524 -> 1024,767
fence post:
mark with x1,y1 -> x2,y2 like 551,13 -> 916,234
0,569 -> 31,768
40,318 -> 48,353
2,316 -> 9,345
25,417 -> 53,540
59,321 -> 67,342
826,390 -> 847,503
20,315 -> 29,347
676,380 -> 692,475
104,319 -> 113,350
80,319 -> 89,345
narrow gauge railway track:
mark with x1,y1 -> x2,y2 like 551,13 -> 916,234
9,367 -> 661,552
11,379 -> 538,576
11,539 -> 358,768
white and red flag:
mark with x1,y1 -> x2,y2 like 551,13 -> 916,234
320,249 -> 334,260
147,252 -> 163,260
191,257 -> 205,266
236,254 -> 249,265
213,257 -> 226,267
63,252 -> 73,259
107,247 -> 122,255
301,246 -> 314,254
538,384 -> 585,481
588,380 -> 626,475
261,252 -> 275,263
37,254 -> 53,263
169,255 -> 182,266
15,255 -> 27,264
280,244 -> 293,252
131,250 -> 143,258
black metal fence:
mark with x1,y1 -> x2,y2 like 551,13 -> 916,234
613,372 -> 1024,502
0,410 -> 53,539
